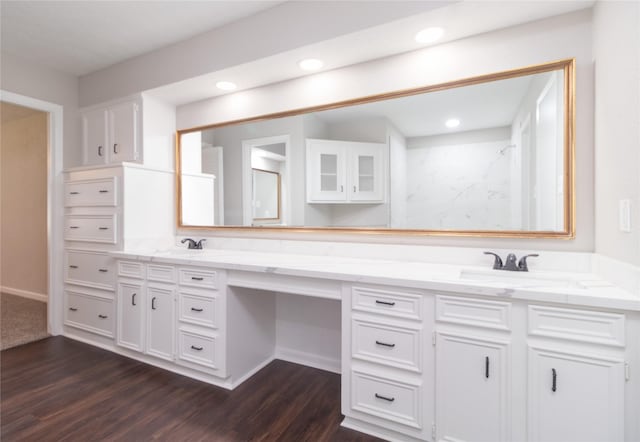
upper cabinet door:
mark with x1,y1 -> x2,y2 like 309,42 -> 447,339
306,139 -> 347,202
83,109 -> 108,166
528,346 -> 625,442
349,142 -> 385,202
109,101 -> 139,163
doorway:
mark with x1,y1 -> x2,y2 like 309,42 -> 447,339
0,101 -> 49,349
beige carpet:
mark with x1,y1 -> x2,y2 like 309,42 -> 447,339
1,293 -> 49,350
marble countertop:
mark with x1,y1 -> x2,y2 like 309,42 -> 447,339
110,248 -> 640,311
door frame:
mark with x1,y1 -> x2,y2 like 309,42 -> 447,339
1,90 -> 64,335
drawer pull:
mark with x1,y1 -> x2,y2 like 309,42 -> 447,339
485,356 -> 490,379
190,345 -> 203,351
69,226 -> 79,229
98,145 -> 103,157
98,268 -> 108,273
98,314 -> 108,319
191,276 -> 204,281
131,293 -> 136,306
191,307 -> 203,312
375,300 -> 395,306
69,307 -> 78,312
69,265 -> 78,269
151,297 -> 157,310
69,191 -> 80,195
552,368 -> 557,392
98,227 -> 109,230
375,340 -> 396,348
113,143 -> 118,154
98,189 -> 109,193
374,393 -> 395,402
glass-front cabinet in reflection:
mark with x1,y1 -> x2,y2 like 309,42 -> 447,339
306,139 -> 385,203
176,58 -> 574,237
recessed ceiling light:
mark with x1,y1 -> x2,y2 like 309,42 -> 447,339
415,27 -> 444,44
216,81 -> 237,91
445,118 -> 460,128
298,58 -> 324,71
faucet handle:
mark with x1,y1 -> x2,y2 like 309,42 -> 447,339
195,239 -> 207,249
517,254 -> 539,272
484,252 -> 503,270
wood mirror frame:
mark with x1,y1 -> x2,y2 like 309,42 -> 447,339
176,58 -> 575,238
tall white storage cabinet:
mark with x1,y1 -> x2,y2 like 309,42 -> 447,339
63,164 -> 174,345
306,139 -> 386,203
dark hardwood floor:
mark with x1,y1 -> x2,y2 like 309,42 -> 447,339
1,337 -> 382,442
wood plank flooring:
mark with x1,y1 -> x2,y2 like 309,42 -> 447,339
1,336 -> 382,442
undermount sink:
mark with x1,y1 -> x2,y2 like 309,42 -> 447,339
458,268 -> 599,289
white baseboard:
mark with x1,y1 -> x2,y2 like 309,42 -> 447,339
2,286 -> 48,303
230,356 -> 275,389
275,346 -> 341,374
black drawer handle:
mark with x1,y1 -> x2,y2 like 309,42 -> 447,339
98,145 -> 103,156
99,189 -> 109,193
375,340 -> 395,348
190,345 -> 203,351
69,307 -> 78,312
375,393 -> 395,402
98,314 -> 108,319
113,143 -> 118,154
191,307 -> 203,312
69,226 -> 79,229
69,265 -> 78,269
191,276 -> 204,281
132,293 -> 136,306
98,227 -> 109,230
69,191 -> 80,195
375,300 -> 395,306
151,297 -> 157,310
552,368 -> 557,392
485,356 -> 490,379
98,268 -> 108,273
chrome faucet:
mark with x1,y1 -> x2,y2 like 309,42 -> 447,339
181,238 -> 207,250
484,252 -> 539,272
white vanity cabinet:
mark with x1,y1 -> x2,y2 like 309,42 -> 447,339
306,139 -> 386,203
82,98 -> 140,166
434,296 -> 512,442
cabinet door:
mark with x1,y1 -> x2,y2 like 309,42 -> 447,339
109,101 -> 139,163
146,285 -> 175,361
306,140 -> 347,202
116,281 -> 144,352
82,109 -> 108,165
436,333 -> 510,442
349,143 -> 385,202
528,346 -> 625,442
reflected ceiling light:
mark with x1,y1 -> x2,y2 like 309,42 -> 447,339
445,118 -> 460,128
298,58 -> 324,71
415,27 -> 444,44
216,81 -> 237,91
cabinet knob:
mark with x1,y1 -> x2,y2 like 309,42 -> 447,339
132,293 -> 136,306
98,314 -> 108,319
552,368 -> 557,392
113,143 -> 118,154
69,307 -> 78,312
375,340 -> 395,348
191,345 -> 203,351
69,191 -> 80,195
98,145 -> 103,156
69,265 -> 78,269
191,307 -> 203,312
375,300 -> 395,306
151,297 -> 157,310
485,356 -> 490,378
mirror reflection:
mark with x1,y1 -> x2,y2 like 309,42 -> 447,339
178,61 -> 572,234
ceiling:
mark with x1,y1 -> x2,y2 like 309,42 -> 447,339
0,1 -> 284,75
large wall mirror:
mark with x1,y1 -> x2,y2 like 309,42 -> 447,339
177,59 -> 575,238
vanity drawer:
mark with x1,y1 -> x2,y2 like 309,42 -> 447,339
65,215 -> 117,244
179,268 -> 217,290
64,177 -> 117,207
352,286 -> 422,321
148,264 -> 176,283
351,369 -> 422,431
436,296 -> 511,331
65,250 -> 114,289
118,260 -> 145,279
178,292 -> 219,328
65,291 -> 114,338
352,317 -> 421,372
177,329 -> 222,371
528,305 -> 625,347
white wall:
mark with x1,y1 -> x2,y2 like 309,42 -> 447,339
406,128 -> 512,230
176,10 -> 594,252
1,53 -> 79,168
593,1 -> 640,267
